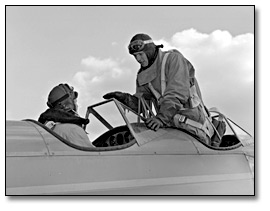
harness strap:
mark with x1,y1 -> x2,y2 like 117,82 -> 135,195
201,105 -> 215,138
189,85 -> 201,108
48,93 -> 69,108
161,52 -> 170,96
148,52 -> 170,103
174,114 -> 211,138
148,82 -> 161,101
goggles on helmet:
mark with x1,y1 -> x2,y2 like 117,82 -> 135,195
128,39 -> 153,53
61,84 -> 78,100
47,84 -> 78,108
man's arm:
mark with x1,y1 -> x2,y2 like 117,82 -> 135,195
38,109 -> 89,126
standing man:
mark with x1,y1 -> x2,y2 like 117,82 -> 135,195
103,33 -> 216,145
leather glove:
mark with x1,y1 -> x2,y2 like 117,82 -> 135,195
103,91 -> 127,103
145,117 -> 164,131
83,118 -> 90,126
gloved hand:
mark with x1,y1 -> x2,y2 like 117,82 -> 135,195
145,117 -> 163,131
83,118 -> 90,126
103,91 -> 127,103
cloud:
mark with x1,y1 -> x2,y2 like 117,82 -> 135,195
170,29 -> 254,100
72,55 -> 136,114
76,56 -> 127,86
81,56 -> 118,70
73,29 -> 254,135
170,29 -> 254,134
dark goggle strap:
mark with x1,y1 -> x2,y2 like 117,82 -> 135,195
47,84 -> 71,108
47,93 -> 69,108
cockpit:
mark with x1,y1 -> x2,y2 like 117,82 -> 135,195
24,97 -> 253,152
84,97 -> 253,150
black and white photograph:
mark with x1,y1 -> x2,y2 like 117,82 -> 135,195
3,1 -> 264,210
5,5 -> 254,195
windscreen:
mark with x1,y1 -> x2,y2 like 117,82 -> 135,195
85,99 -> 144,142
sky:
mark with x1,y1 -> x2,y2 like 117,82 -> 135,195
6,5 -> 254,135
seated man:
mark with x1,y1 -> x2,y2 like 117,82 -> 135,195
38,83 -> 94,148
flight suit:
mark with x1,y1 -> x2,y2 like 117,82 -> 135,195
123,49 -> 213,144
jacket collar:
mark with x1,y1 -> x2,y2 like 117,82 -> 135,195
137,50 -> 162,86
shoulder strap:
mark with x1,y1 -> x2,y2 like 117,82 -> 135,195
161,52 -> 170,96
148,82 -> 161,101
147,52 -> 170,102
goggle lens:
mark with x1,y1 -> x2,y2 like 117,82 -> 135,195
131,44 -> 143,51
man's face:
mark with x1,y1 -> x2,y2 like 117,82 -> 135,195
133,52 -> 149,67
73,98 -> 78,112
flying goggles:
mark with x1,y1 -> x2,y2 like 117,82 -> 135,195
48,84 -> 78,108
128,39 -> 153,53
